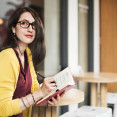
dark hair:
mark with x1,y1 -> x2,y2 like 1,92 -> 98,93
1,7 -> 46,68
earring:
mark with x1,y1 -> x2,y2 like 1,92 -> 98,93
13,33 -> 15,35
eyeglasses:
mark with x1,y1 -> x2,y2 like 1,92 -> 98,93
17,20 -> 36,30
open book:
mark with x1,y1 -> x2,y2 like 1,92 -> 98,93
35,67 -> 76,106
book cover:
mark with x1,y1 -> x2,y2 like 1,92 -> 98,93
35,67 -> 76,106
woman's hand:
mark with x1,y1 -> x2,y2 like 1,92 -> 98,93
48,94 -> 61,106
40,77 -> 56,98
48,92 -> 65,106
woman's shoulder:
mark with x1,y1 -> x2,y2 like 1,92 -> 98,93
0,48 -> 17,62
0,48 -> 14,57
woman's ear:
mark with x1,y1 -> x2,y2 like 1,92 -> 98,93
12,27 -> 16,34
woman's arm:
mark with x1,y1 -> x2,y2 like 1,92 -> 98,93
19,77 -> 57,111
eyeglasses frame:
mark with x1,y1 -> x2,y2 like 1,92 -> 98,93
17,20 -> 36,30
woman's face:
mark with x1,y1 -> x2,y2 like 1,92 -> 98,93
12,12 -> 36,46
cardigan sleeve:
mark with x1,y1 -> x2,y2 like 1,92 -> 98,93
34,72 -> 40,91
0,52 -> 22,116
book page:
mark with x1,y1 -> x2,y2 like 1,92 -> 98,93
54,67 -> 75,90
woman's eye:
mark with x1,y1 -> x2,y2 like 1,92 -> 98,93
21,21 -> 28,25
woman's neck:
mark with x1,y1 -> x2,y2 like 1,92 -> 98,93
15,43 -> 27,57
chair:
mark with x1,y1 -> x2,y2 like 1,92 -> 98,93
107,92 -> 117,117
59,106 -> 112,117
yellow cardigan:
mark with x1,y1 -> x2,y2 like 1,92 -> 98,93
0,48 -> 40,117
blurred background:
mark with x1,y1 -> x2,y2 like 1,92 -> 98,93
0,0 -> 117,116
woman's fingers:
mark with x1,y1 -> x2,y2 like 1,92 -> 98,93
48,97 -> 57,106
43,78 -> 56,88
44,77 -> 56,84
50,83 -> 57,87
48,100 -> 54,106
57,94 -> 61,101
48,94 -> 61,106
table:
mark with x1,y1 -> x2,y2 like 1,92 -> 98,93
32,89 -> 84,117
74,72 -> 117,107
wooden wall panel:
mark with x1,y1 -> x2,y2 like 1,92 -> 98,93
100,0 -> 117,91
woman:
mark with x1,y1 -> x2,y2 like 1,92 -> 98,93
0,7 -> 60,117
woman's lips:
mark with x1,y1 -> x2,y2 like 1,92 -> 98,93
25,35 -> 33,38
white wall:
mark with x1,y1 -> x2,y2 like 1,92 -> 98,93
94,0 -> 100,104
68,0 -> 79,111
94,0 -> 100,73
78,0 -> 89,106
44,0 -> 60,75
68,0 -> 78,72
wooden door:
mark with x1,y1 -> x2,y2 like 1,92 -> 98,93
100,0 -> 117,92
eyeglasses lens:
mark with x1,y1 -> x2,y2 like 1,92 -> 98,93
20,21 -> 29,28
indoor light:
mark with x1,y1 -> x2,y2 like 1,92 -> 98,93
0,18 -> 4,25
